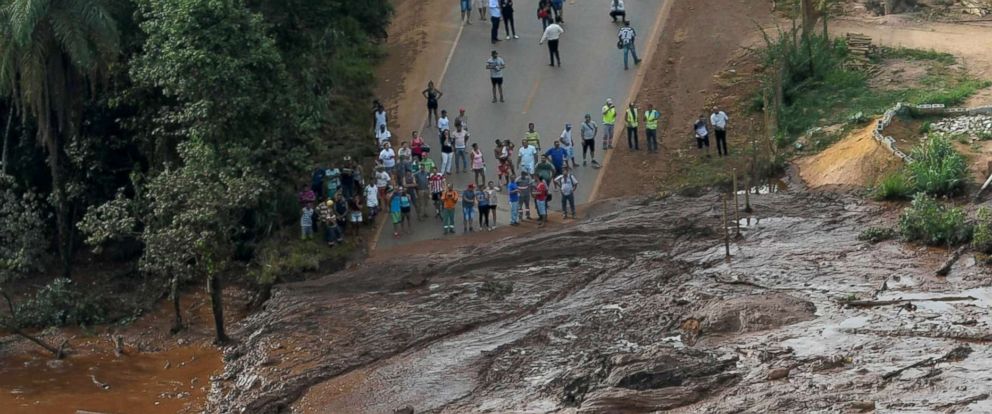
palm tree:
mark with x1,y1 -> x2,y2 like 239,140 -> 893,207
0,0 -> 119,277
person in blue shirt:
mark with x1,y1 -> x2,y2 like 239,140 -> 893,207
507,177 -> 520,225
543,141 -> 567,177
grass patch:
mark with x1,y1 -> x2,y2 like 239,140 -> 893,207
873,172 -> 913,200
858,227 -> 897,244
907,134 -> 968,197
252,229 -> 355,286
881,47 -> 956,65
898,193 -> 971,246
973,207 -> 992,254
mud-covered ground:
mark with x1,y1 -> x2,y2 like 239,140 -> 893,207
209,191 -> 992,413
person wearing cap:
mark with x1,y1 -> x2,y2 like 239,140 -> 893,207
645,103 -> 660,153
440,183 -> 459,234
710,106 -> 730,157
462,183 -> 478,233
625,101 -> 639,151
602,98 -> 616,150
580,113 -> 599,166
316,199 -> 342,247
559,123 -> 575,168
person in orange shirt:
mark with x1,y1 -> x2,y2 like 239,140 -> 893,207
440,184 -> 460,234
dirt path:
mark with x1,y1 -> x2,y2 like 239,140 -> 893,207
596,0 -> 776,199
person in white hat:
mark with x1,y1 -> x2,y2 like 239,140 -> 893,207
601,98 -> 616,150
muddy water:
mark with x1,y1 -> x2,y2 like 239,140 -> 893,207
0,345 -> 220,414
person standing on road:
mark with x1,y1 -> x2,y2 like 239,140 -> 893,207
397,141 -> 413,173
553,166 -> 578,219
507,176 -> 520,225
517,172 -> 533,219
461,0 -> 473,25
625,101 -> 639,151
471,142 -> 487,186
486,50 -> 506,103
559,123 -> 576,168
539,17 -> 564,67
456,108 -> 469,132
441,183 -> 459,234
452,122 -> 470,173
478,0 -> 488,21
694,114 -> 711,157
518,139 -> 537,175
536,154 -> 556,185
476,183 -> 491,230
550,0 -> 564,21
429,167 -> 446,218
373,101 -> 387,134
402,170 -> 421,220
379,142 -> 397,174
375,124 -> 392,149
414,158 -> 430,219
644,103 -> 660,153
602,98 -> 616,150
543,142 -> 566,178
501,0 -> 518,39
524,122 -> 541,151
489,0 -> 502,44
537,0 -> 552,30
437,109 -> 450,146
462,183 -> 478,233
580,114 -> 599,166
389,189 -> 403,239
610,0 -> 626,23
423,81 -> 443,127
411,131 -> 427,160
533,177 -> 549,226
618,21 -> 641,70
710,106 -> 730,157
440,129 -> 454,174
487,181 -> 499,228
364,180 -> 379,222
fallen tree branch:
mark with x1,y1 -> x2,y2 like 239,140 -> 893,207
0,319 -> 66,359
840,327 -> 992,342
935,393 -> 989,410
883,345 -> 972,381
935,246 -> 967,277
711,275 -> 770,290
841,296 -> 976,308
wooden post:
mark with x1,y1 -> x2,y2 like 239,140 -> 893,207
733,169 -> 741,237
744,177 -> 753,212
722,195 -> 730,258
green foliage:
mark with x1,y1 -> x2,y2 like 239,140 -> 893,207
858,227 -> 896,244
14,278 -> 107,327
873,172 -> 913,200
0,174 -> 47,284
898,193 -> 971,246
882,47 -> 956,65
973,207 -> 992,254
906,134 -> 968,197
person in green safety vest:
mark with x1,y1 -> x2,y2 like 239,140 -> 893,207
644,103 -> 660,153
602,98 -> 616,150
625,101 -> 639,151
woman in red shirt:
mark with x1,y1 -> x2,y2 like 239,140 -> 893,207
411,131 -> 426,160
534,178 -> 548,226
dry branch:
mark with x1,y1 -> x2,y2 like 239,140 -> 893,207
841,296 -> 975,308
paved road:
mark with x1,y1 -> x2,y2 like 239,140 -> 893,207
376,0 -> 664,249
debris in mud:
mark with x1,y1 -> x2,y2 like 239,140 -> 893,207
476,280 -> 514,300
766,367 -> 790,381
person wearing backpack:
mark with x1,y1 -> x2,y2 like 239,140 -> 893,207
553,166 -> 579,219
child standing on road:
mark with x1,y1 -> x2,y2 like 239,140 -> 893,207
300,204 -> 314,240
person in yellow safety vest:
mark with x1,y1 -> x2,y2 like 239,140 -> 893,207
644,103 -> 660,153
602,98 -> 616,150
625,101 -> 639,151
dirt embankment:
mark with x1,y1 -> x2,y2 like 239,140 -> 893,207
210,189 -> 992,413
796,121 -> 903,188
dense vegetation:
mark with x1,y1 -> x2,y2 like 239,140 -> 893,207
0,0 -> 391,343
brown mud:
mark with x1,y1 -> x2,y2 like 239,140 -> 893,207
210,190 -> 992,413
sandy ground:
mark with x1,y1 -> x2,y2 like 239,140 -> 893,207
795,121 -> 903,188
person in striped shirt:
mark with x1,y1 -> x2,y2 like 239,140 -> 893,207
428,167 -> 446,218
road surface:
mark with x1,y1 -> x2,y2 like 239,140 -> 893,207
375,0 -> 665,250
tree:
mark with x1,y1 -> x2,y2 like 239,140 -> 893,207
0,0 -> 121,278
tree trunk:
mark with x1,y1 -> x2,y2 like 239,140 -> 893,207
47,132 -> 73,279
1,109 -> 12,176
208,273 -> 227,344
170,276 -> 183,333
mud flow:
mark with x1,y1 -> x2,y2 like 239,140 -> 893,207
212,192 -> 992,413
0,344 -> 219,413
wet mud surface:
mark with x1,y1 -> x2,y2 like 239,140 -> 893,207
213,192 -> 992,413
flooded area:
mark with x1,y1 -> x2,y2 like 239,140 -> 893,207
0,343 -> 220,413
211,192 -> 992,413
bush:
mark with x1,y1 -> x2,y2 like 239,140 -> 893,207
859,227 -> 896,244
973,207 -> 992,254
14,278 -> 108,327
907,135 -> 968,197
898,193 -> 971,246
873,173 -> 913,200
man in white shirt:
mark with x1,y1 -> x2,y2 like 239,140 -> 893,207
488,0 -> 502,44
610,0 -> 626,23
486,50 -> 506,103
379,142 -> 397,174
538,17 -> 564,67
451,123 -> 470,173
618,21 -> 640,70
710,106 -> 730,157
553,166 -> 578,219
437,109 -> 450,147
375,124 -> 391,148
559,123 -> 576,168
517,140 -> 538,174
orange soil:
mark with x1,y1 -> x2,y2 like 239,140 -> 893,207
794,122 -> 902,188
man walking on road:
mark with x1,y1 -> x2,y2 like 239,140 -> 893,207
580,114 -> 599,166
602,98 -> 616,150
710,106 -> 730,157
625,102 -> 639,151
489,0 -> 502,44
645,103 -> 660,153
554,166 -> 578,219
486,50 -> 506,103
539,17 -> 564,67
618,21 -> 641,70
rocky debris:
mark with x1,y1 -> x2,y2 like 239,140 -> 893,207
210,192 -> 992,413
961,0 -> 992,16
930,114 -> 992,137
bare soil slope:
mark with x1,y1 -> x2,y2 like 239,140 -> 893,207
796,121 -> 902,188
